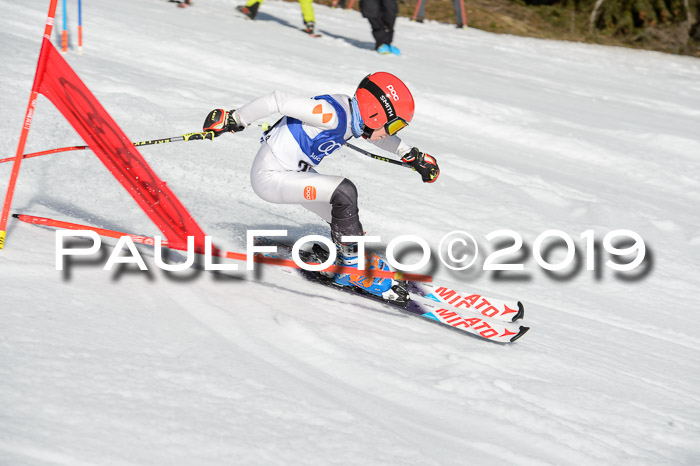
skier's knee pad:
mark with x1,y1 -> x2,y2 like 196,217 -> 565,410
330,178 -> 359,219
330,179 -> 363,242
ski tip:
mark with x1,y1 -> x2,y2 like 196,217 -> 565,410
512,301 -> 525,322
510,326 -> 529,342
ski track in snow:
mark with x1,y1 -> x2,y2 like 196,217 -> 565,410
1,0 -> 700,464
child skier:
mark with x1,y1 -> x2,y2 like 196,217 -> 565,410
202,72 -> 439,302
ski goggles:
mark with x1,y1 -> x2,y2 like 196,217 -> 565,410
359,77 -> 409,137
362,117 -> 408,138
385,117 -> 409,135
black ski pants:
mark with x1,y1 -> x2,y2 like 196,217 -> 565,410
360,0 -> 398,49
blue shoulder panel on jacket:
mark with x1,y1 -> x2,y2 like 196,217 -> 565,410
287,95 -> 348,165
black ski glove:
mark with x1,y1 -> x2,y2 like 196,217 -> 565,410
402,148 -> 440,183
203,109 -> 245,136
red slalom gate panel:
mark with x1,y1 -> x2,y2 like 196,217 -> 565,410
33,38 -> 209,252
2,1 -> 210,254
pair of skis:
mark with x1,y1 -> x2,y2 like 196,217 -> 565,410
259,239 -> 529,343
405,282 -> 528,343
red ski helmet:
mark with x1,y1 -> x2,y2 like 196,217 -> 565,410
355,72 -> 414,137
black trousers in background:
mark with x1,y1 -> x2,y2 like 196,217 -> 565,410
360,0 -> 398,49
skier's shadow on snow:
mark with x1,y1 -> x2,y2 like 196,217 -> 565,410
216,222 -> 330,243
315,30 -> 376,51
257,277 -> 401,318
254,12 -> 375,50
31,198 -> 131,239
212,221 -> 330,282
254,12 -> 304,33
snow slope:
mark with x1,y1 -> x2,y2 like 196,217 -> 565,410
1,0 -> 700,464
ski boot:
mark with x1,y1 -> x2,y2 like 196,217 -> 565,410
332,242 -> 408,304
377,44 -> 392,55
236,2 -> 260,19
303,21 -> 316,35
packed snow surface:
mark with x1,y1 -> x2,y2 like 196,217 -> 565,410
1,0 -> 700,464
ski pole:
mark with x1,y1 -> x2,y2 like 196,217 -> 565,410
345,142 -> 414,169
0,130 -> 216,165
412,0 -> 424,22
132,130 -> 215,147
78,0 -> 83,54
61,0 -> 67,52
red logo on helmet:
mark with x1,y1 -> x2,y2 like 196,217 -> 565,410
304,186 -> 317,200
